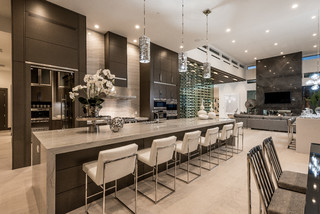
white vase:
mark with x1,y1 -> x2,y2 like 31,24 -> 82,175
208,102 -> 216,119
197,98 -> 207,116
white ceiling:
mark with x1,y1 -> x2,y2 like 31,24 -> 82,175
48,0 -> 320,65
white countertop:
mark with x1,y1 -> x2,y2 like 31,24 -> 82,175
32,118 -> 234,154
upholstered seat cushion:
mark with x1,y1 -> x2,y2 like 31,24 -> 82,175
278,171 -> 307,194
176,140 -> 184,154
200,136 -> 205,145
83,160 -> 98,184
137,148 -> 152,166
268,188 -> 305,214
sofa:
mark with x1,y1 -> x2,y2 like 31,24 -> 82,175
234,114 -> 296,132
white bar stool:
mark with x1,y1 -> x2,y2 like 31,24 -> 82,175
199,127 -> 219,170
137,136 -> 177,204
232,122 -> 244,154
214,124 -> 234,161
170,130 -> 201,184
82,144 -> 138,214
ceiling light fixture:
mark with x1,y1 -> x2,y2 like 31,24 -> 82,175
135,25 -> 140,29
226,28 -> 231,33
232,40 -> 236,43
254,57 -> 257,60
291,4 -> 298,9
313,33 -> 317,37
139,0 -> 150,63
265,29 -> 270,33
203,9 -> 211,79
274,42 -> 278,46
280,52 -> 284,55
312,15 -> 317,19
94,24 -> 99,29
244,50 -> 248,53
178,0 -> 187,72
133,39 -> 137,43
306,9 -> 320,90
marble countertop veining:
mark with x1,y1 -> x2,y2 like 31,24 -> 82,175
32,118 -> 234,154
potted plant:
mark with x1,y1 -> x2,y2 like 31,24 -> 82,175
69,69 -> 116,117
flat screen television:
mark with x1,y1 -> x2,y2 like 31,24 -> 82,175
264,92 -> 291,104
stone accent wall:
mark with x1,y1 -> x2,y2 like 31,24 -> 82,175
256,52 -> 302,115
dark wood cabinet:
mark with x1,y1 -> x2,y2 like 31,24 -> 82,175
31,86 -> 52,102
140,43 -> 179,120
12,0 -> 86,169
105,32 -> 127,87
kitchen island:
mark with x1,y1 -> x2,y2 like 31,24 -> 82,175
296,117 -> 320,154
32,118 -> 234,214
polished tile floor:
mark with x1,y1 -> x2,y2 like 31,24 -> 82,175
0,129 -> 309,214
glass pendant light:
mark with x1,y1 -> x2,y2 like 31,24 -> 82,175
139,0 -> 150,63
307,9 -> 320,90
178,0 -> 187,72
203,9 -> 211,79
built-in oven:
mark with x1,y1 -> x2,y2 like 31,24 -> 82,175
154,98 -> 167,110
166,99 -> 177,110
166,99 -> 178,120
153,110 -> 167,122
31,104 -> 50,132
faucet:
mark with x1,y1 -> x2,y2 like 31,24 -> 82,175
152,110 -> 160,123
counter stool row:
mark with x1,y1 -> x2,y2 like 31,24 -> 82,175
82,122 -> 244,214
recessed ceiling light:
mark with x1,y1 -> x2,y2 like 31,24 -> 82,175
280,52 -> 284,55
274,42 -> 278,46
226,28 -> 231,33
224,75 -> 229,78
244,50 -> 248,53
232,40 -> 236,43
135,25 -> 140,29
314,45 -> 318,48
313,33 -> 317,37
180,45 -> 184,49
94,24 -> 99,29
265,29 -> 270,33
254,57 -> 257,60
133,39 -> 137,43
291,4 -> 298,9
312,15 -> 317,19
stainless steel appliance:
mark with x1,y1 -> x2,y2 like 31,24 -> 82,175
166,99 -> 178,120
153,98 -> 167,110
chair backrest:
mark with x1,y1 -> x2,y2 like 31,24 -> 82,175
181,130 -> 201,154
149,136 -> 177,166
262,137 -> 283,182
233,122 -> 243,136
202,127 -> 219,147
220,124 -> 233,140
96,144 -> 138,185
247,145 -> 275,211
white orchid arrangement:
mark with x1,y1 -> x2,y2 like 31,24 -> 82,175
69,69 -> 116,110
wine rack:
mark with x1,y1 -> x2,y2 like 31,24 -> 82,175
179,61 -> 214,118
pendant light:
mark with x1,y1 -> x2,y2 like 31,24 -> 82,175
203,9 -> 211,79
306,9 -> 320,90
178,0 -> 187,72
139,0 -> 150,63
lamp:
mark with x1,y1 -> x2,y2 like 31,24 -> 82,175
306,9 -> 320,90
203,9 -> 211,79
139,0 -> 150,63
178,0 -> 187,72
